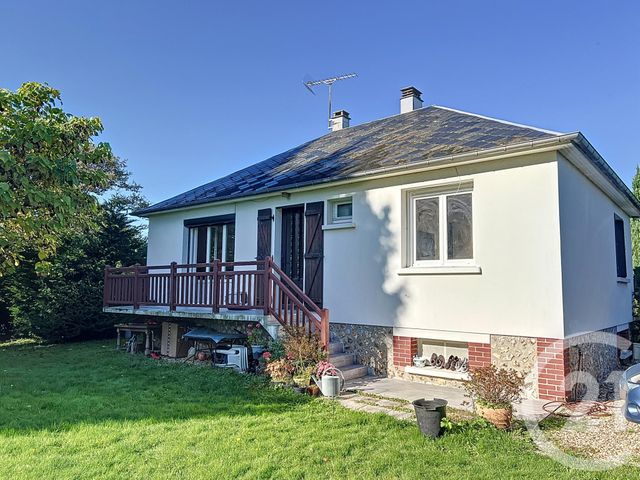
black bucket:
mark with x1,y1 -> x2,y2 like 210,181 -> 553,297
412,398 -> 447,438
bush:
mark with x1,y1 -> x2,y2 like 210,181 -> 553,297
464,365 -> 524,409
2,198 -> 146,342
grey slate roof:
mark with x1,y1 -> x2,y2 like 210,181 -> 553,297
137,106 -> 561,216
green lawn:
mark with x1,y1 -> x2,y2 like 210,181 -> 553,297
0,340 -> 636,479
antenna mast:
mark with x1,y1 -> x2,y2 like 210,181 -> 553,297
304,73 -> 358,129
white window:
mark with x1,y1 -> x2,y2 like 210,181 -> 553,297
409,188 -> 473,266
417,339 -> 468,360
187,223 -> 235,270
328,197 -> 353,225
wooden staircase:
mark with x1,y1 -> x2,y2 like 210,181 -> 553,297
327,339 -> 368,381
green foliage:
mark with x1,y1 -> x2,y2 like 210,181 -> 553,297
0,341 -> 638,479
0,82 -> 127,275
3,196 -> 146,342
441,416 -> 493,434
632,165 -> 640,268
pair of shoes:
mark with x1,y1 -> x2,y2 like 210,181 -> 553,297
457,358 -> 469,372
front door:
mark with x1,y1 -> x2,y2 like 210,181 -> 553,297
280,206 -> 305,289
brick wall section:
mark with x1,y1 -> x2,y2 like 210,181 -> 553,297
468,342 -> 491,370
392,336 -> 417,367
537,338 -> 570,401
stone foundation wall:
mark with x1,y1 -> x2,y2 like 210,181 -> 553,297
491,335 -> 538,398
330,323 -> 393,375
565,326 -> 621,400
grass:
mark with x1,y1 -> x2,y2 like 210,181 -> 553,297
0,341 -> 638,479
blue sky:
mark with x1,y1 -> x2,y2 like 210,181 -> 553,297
3,1 -> 639,205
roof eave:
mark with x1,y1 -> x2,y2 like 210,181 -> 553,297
564,134 -> 640,217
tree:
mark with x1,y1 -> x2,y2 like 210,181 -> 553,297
633,166 -> 640,268
0,82 -> 126,275
4,195 -> 147,342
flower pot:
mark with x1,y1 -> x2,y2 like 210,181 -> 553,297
307,385 -> 320,396
412,398 -> 447,438
476,405 -> 512,430
251,345 -> 265,357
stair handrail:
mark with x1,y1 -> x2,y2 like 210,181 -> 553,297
265,257 -> 329,348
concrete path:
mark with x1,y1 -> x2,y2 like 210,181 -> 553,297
340,376 -> 547,420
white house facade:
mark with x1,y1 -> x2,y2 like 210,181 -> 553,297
122,87 -> 639,401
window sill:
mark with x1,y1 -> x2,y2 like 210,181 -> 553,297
405,366 -> 470,381
397,265 -> 482,276
322,222 -> 356,231
617,277 -> 630,284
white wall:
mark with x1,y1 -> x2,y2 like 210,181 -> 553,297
557,153 -> 633,337
145,151 -> 568,340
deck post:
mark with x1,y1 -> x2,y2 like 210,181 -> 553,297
263,256 -> 272,315
133,264 -> 141,310
320,308 -> 330,350
212,259 -> 219,314
103,265 -> 111,307
169,262 -> 177,311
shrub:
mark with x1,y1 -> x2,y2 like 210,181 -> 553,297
282,326 -> 326,367
464,365 -> 524,409
265,358 -> 295,382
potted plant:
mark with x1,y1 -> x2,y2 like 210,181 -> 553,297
293,364 -> 315,388
264,358 -> 295,384
246,322 -> 270,357
464,365 -> 524,430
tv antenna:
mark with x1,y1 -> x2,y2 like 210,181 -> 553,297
304,73 -> 358,129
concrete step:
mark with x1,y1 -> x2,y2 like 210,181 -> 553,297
328,342 -> 343,354
329,352 -> 354,368
340,364 -> 369,381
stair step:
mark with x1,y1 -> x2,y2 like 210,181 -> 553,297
329,352 -> 354,368
339,364 -> 369,381
328,342 -> 343,354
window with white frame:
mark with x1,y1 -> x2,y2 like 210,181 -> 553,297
328,197 -> 353,224
186,220 -> 235,271
409,188 -> 473,266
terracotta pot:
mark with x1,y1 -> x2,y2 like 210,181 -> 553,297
196,351 -> 208,361
307,385 -> 320,396
476,405 -> 512,430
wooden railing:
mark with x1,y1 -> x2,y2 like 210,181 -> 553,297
103,257 -> 329,348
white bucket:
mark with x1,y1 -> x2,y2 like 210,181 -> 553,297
634,343 -> 640,361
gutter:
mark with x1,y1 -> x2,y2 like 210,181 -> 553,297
136,134 -> 578,217
571,133 -> 640,213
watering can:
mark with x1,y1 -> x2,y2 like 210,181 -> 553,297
312,368 -> 345,397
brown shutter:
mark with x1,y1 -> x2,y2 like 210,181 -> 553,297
256,208 -> 273,306
257,208 -> 272,260
304,201 -> 324,307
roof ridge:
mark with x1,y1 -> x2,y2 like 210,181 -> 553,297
431,105 -> 565,136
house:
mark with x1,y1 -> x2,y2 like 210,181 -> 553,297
104,86 -> 640,402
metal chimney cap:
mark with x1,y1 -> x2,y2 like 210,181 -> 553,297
400,86 -> 423,100
332,110 -> 351,119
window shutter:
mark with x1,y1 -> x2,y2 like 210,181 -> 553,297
304,202 -> 324,307
257,208 -> 272,261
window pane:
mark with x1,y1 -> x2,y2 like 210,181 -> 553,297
336,202 -> 352,218
615,217 -> 626,278
209,225 -> 223,261
225,223 -> 235,263
415,197 -> 439,260
447,194 -> 473,260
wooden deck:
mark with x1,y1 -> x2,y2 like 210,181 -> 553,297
103,257 -> 330,347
